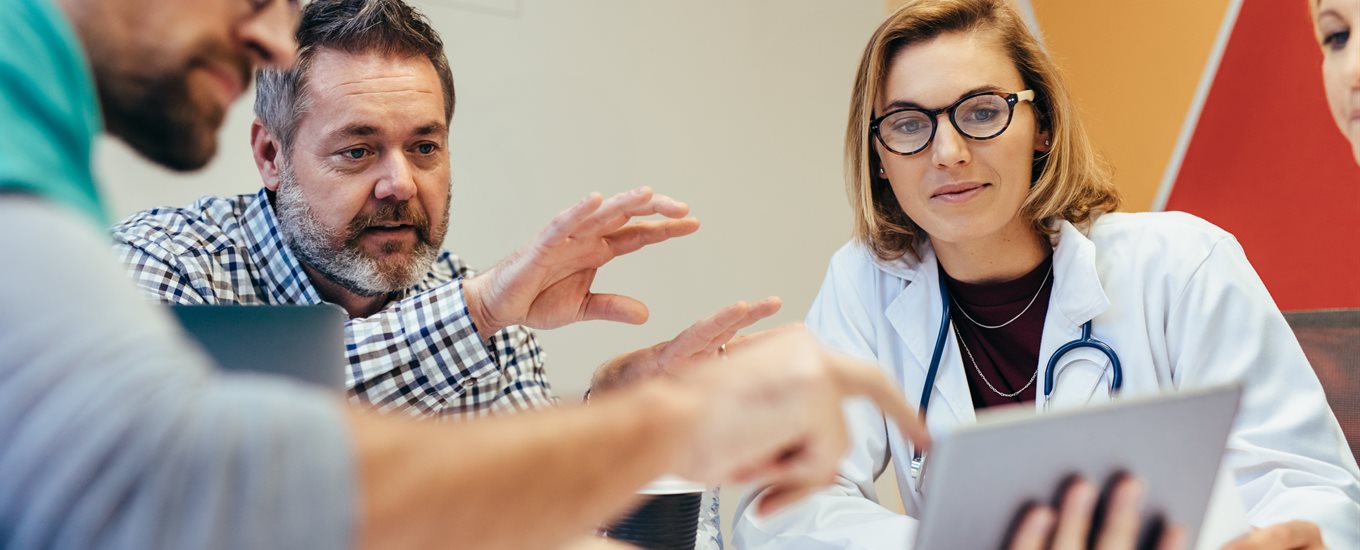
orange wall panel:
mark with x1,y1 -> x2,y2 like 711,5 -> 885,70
1028,0 -> 1231,211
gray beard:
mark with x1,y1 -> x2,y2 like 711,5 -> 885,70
273,163 -> 443,298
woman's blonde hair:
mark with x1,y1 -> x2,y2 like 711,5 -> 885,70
846,0 -> 1120,261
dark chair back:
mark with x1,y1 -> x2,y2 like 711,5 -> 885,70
1285,309 -> 1360,463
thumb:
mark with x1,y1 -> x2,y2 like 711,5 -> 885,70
581,293 -> 649,325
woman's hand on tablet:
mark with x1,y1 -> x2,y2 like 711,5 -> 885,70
1008,477 -> 1187,550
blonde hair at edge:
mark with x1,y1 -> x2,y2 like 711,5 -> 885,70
846,0 -> 1120,262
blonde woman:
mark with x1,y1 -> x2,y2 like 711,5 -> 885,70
735,0 -> 1360,548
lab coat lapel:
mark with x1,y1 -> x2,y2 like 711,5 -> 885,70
880,245 -> 975,426
1034,221 -> 1114,412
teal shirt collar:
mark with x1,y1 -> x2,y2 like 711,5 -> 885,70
0,0 -> 108,226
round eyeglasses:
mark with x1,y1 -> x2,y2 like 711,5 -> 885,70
870,90 -> 1036,156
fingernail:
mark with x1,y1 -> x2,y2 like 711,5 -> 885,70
1073,483 -> 1098,510
1121,480 -> 1145,505
1026,509 -> 1054,536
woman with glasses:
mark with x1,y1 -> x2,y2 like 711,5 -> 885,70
734,0 -> 1359,548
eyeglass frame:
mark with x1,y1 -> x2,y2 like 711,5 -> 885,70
869,89 -> 1037,156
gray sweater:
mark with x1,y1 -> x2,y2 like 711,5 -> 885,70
0,195 -> 355,549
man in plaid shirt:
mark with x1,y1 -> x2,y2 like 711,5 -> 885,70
109,4 -> 780,545
110,0 -> 775,425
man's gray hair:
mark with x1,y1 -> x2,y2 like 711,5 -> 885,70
254,0 -> 455,152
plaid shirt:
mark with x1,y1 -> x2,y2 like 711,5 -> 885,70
111,188 -> 556,418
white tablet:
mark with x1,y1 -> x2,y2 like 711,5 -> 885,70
914,384 -> 1242,549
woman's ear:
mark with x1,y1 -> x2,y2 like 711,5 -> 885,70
1034,127 -> 1052,154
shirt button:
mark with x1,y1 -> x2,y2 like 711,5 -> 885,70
461,377 -> 477,388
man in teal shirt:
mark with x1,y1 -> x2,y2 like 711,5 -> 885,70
0,0 -> 931,548
0,1 -> 355,547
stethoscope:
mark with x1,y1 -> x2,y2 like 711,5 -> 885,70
907,274 -> 1123,486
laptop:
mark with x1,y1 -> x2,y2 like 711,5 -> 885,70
170,304 -> 347,390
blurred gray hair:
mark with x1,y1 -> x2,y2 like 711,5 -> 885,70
254,0 -> 455,153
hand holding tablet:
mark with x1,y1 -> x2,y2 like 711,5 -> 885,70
916,385 -> 1242,550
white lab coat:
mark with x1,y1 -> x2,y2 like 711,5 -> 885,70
733,212 -> 1360,549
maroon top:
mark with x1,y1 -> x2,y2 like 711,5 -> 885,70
940,255 -> 1054,409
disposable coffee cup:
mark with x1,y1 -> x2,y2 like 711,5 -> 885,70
602,475 -> 706,550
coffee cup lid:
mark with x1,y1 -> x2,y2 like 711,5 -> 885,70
639,474 -> 706,495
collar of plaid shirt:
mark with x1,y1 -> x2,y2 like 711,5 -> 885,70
240,188 -> 329,305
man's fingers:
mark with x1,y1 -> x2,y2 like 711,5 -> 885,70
660,302 -> 752,364
732,296 -> 783,332
700,315 -> 759,356
663,296 -> 783,364
745,296 -> 783,321
614,190 -> 688,219
735,322 -> 806,345
823,351 -> 932,449
633,192 -> 689,218
1093,478 -> 1143,550
537,188 -> 692,251
581,293 -> 649,325
703,327 -> 744,357
1009,507 -> 1056,550
582,196 -> 689,237
707,296 -> 783,348
564,187 -> 651,239
603,218 -> 700,257
697,297 -> 781,356
578,188 -> 690,238
539,192 -> 604,246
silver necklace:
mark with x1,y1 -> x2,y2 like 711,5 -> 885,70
954,264 -> 1052,330
952,320 -> 1036,398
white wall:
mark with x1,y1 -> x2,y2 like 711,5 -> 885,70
95,0 -> 888,536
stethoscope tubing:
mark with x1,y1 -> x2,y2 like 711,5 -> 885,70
908,277 -> 1124,484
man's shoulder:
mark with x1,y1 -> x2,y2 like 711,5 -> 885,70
112,193 -> 259,258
